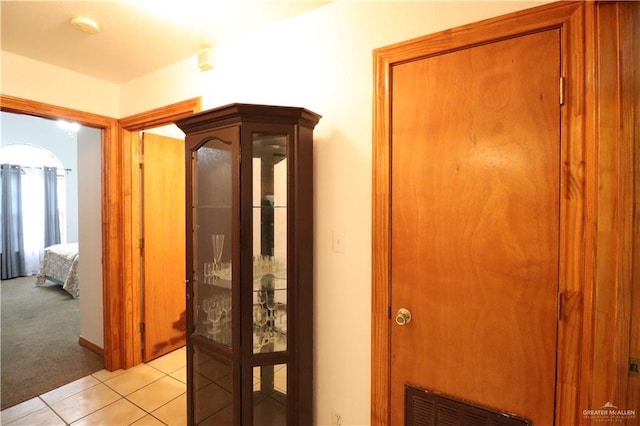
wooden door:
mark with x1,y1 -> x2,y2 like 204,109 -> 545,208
390,29 -> 560,425
141,132 -> 186,361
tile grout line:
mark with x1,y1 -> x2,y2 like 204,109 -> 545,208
56,369 -> 181,426
2,348 -> 187,425
36,395 -> 70,426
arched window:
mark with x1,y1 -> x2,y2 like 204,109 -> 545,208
1,143 -> 64,169
1,144 -> 68,274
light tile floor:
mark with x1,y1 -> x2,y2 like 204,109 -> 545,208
1,347 -> 187,426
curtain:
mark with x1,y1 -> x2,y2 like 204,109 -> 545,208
0,164 -> 62,278
1,164 -> 26,279
44,166 -> 61,247
21,167 -> 45,274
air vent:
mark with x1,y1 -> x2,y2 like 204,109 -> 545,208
405,385 -> 530,426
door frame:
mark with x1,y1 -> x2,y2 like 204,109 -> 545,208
119,98 -> 201,368
1,94 -> 120,370
0,95 -> 201,371
373,1 -> 638,424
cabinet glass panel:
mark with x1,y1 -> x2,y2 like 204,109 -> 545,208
193,137 -> 233,347
193,346 -> 233,425
252,133 -> 288,354
253,364 -> 287,426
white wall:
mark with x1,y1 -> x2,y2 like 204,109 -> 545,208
121,2 -> 549,424
1,51 -> 120,118
77,126 -> 104,348
2,2 -> 551,424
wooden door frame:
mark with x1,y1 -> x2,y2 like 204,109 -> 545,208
372,1 -> 638,424
1,95 -> 201,371
1,94 -> 121,370
118,97 -> 201,368
585,1 -> 640,416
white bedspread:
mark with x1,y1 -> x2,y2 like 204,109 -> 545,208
36,243 -> 80,298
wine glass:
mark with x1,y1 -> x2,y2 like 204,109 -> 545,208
256,290 -> 267,306
266,296 -> 277,325
253,304 -> 268,327
220,295 -> 232,323
212,234 -> 225,271
275,302 -> 286,327
203,299 -> 222,339
204,262 -> 214,278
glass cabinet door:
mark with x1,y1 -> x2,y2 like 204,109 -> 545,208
191,134 -> 235,425
251,133 -> 288,425
193,136 -> 233,346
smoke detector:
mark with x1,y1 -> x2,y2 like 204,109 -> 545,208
70,17 -> 100,34
197,48 -> 215,72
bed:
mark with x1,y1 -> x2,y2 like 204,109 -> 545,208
35,243 -> 80,298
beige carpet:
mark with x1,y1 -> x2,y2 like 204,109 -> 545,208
1,276 -> 104,409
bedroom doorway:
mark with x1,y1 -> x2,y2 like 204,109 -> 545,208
1,95 -> 201,372
0,111 -> 102,332
0,110 -> 104,409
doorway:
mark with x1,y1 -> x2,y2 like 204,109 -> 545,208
0,112 -> 103,409
1,95 -> 118,367
1,95 -> 201,371
119,98 -> 201,367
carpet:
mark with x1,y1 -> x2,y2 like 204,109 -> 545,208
1,276 -> 104,409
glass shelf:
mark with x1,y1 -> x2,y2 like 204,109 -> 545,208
205,272 -> 288,284
202,256 -> 287,284
193,205 -> 233,209
199,276 -> 232,289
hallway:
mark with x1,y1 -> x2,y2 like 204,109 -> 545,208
1,348 -> 187,425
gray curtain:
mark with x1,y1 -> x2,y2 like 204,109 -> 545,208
44,166 -> 61,247
1,164 -> 26,279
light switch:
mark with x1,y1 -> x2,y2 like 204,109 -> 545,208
332,230 -> 345,253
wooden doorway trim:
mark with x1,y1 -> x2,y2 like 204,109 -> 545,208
371,2 -> 587,424
585,1 -> 640,415
118,97 -> 201,368
1,94 -> 121,371
1,95 -> 201,371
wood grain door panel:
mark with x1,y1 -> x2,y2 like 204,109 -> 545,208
390,29 -> 561,425
142,132 -> 186,361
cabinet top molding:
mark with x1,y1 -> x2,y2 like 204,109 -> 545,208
175,103 -> 322,134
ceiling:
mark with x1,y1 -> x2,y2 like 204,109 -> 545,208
1,1 -> 330,84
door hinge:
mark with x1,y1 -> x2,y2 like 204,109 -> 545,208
139,152 -> 143,166
137,238 -> 144,249
139,322 -> 145,334
559,76 -> 565,105
630,359 -> 639,376
557,291 -> 562,321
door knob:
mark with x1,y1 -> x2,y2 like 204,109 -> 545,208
395,308 -> 412,326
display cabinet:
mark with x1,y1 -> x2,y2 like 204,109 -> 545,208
176,104 -> 321,426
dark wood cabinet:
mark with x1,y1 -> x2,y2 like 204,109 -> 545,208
176,104 -> 321,426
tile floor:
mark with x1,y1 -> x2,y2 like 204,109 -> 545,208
1,347 -> 187,426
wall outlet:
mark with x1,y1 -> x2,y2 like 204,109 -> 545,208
332,230 -> 345,253
332,410 -> 343,426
